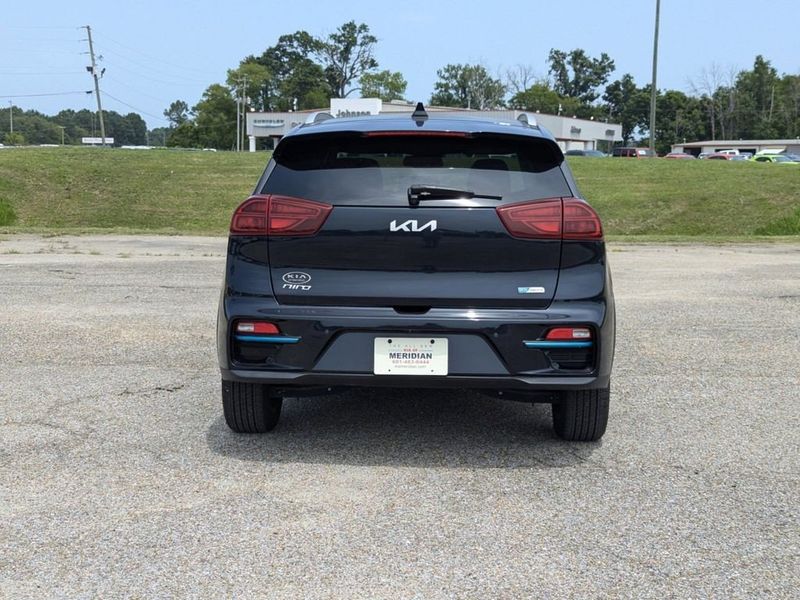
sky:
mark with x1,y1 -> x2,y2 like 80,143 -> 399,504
1,0 -> 798,129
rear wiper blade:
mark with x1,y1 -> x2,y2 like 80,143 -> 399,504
407,185 -> 502,206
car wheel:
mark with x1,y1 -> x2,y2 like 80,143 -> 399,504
551,387 -> 609,441
222,380 -> 282,433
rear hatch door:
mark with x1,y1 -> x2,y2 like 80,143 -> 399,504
263,130 -> 570,309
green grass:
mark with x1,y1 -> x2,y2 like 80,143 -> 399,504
0,147 -> 265,233
0,198 -> 16,226
0,147 -> 798,238
568,157 -> 800,237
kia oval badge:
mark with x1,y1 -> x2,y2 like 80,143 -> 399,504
282,271 -> 311,285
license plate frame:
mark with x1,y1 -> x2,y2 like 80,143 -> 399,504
373,337 -> 448,376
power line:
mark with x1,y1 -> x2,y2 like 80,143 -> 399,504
92,31 -> 212,77
93,45 -> 209,84
0,71 -> 84,76
100,90 -> 169,122
98,60 -> 201,88
0,91 -> 92,98
104,74 -> 171,105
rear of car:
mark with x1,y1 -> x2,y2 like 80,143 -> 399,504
612,147 -> 656,158
217,113 -> 615,441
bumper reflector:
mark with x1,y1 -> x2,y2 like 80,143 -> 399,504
524,340 -> 593,349
235,335 -> 300,344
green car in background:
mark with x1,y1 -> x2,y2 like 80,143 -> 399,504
750,154 -> 800,164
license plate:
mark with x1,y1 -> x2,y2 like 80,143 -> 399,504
373,337 -> 448,375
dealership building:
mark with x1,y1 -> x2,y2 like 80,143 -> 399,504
245,98 -> 622,152
670,139 -> 800,156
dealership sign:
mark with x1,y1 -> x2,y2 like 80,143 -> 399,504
81,137 -> 114,145
330,98 -> 381,118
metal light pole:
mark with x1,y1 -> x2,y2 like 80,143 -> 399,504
649,0 -> 661,154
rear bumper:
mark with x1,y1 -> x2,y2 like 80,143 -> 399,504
217,295 -> 615,393
221,367 -> 609,391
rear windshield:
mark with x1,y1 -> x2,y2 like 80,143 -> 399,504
262,133 -> 570,204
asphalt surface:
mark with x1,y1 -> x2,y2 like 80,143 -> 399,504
1,235 -> 798,599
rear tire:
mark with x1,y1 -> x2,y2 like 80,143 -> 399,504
551,387 -> 609,441
222,380 -> 282,433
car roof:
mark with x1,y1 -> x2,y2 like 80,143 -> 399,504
283,114 -> 558,144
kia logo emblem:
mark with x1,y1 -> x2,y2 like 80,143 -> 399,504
282,271 -> 311,284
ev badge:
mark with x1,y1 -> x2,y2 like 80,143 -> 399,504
282,271 -> 312,290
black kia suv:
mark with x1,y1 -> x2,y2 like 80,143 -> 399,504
217,106 -> 615,441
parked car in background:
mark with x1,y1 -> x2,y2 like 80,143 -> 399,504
751,154 -> 800,165
611,147 -> 656,158
729,155 -> 751,162
706,153 -> 734,160
716,149 -> 740,156
780,153 -> 800,162
565,149 -> 608,157
664,152 -> 696,159
697,152 -> 711,159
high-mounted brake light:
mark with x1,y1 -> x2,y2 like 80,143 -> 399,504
496,198 -> 603,240
236,321 -> 280,334
363,131 -> 469,137
545,327 -> 592,340
230,195 -> 332,236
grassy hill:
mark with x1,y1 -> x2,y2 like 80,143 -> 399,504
0,147 -> 798,238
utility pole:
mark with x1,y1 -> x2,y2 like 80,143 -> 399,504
58,126 -> 66,145
649,0 -> 661,154
7,100 -> 12,134
83,25 -> 107,147
241,75 -> 248,152
236,81 -> 241,152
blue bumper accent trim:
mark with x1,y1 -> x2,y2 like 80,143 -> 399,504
235,335 -> 301,344
523,340 -> 593,349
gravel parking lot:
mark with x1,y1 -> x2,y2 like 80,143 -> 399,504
1,235 -> 798,598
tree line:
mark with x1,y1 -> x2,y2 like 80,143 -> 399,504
0,107 -> 147,147
4,21 -> 798,154
164,21 -> 799,153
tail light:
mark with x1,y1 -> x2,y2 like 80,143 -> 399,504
496,198 -> 603,240
236,321 -> 280,334
230,195 -> 332,236
545,327 -> 592,340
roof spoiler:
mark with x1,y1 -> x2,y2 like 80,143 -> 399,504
516,112 -> 539,129
304,111 -> 335,125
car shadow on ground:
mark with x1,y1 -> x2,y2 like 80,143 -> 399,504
205,388 -> 602,469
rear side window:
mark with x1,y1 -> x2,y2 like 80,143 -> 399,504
262,133 -> 571,204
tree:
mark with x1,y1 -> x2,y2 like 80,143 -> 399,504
603,74 -> 650,143
164,100 -> 190,128
505,64 -> 541,96
775,74 -> 800,138
147,127 -> 170,146
226,62 -> 271,111
651,90 -> 706,154
254,32 -> 330,110
690,63 -> 739,140
734,55 -> 780,139
509,82 -> 582,117
547,48 -> 615,104
193,84 -> 237,149
359,70 -> 407,101
313,21 -> 378,98
430,64 -> 506,109
3,131 -> 26,145
166,121 -> 200,148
